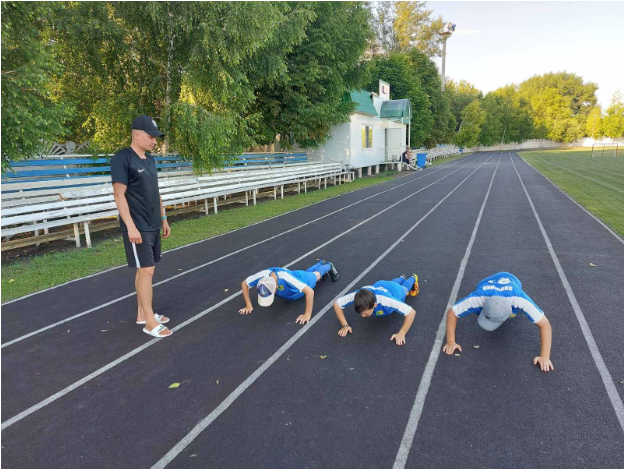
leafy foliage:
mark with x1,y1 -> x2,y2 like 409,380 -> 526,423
1,2 -> 70,170
393,1 -> 444,57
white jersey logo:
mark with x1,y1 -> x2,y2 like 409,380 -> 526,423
138,168 -> 145,173
497,277 -> 511,285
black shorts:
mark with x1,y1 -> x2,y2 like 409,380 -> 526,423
122,230 -> 162,268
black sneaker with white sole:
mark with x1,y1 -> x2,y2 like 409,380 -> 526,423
317,259 -> 339,282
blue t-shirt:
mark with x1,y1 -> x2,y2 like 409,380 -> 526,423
246,267 -> 317,301
452,272 -> 544,323
336,280 -> 413,317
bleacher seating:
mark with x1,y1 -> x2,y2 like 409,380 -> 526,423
1,153 -> 352,251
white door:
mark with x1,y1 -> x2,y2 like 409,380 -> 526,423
388,128 -> 402,161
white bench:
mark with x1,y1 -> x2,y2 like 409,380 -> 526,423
1,162 -> 350,250
425,146 -> 460,163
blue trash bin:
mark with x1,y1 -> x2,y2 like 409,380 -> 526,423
416,152 -> 427,168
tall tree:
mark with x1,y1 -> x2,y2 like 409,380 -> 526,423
393,1 -> 444,57
248,2 -> 373,150
478,94 -> 503,147
406,48 -> 455,146
369,1 -> 396,55
603,92 -> 624,138
454,100 -> 484,148
585,106 -> 603,139
1,2 -> 70,170
519,72 -> 597,143
493,85 -> 533,144
50,2 -> 312,170
446,79 -> 483,131
366,52 -> 432,147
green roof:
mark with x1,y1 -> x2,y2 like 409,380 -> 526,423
380,99 -> 412,120
347,90 -> 378,116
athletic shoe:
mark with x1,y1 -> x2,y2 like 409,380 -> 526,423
328,262 -> 340,282
409,274 -> 419,296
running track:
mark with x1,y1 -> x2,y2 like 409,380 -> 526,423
1,152 -> 623,468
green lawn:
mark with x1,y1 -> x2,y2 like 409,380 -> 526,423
520,147 -> 624,238
1,174 -> 397,302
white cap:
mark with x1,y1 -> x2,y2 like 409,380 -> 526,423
257,276 -> 277,307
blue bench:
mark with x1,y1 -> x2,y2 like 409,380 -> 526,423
1,153 -> 308,197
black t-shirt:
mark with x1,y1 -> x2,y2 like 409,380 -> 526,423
110,147 -> 161,232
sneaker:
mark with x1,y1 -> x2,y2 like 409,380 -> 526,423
409,274 -> 419,296
328,262 -> 340,282
317,259 -> 330,281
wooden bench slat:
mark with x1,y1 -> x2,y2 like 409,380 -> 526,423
2,167 -> 343,224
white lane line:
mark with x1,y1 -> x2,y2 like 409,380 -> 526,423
1,154 -> 486,348
151,154 -> 496,469
517,152 -> 623,244
510,154 -> 624,430
531,155 -> 623,193
1,154 -> 490,430
1,154 -> 479,307
392,153 -> 502,469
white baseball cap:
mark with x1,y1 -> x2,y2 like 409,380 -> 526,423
477,296 -> 512,331
257,276 -> 277,307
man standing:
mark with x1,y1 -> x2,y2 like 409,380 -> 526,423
111,115 -> 172,338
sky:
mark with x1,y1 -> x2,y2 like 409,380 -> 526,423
425,1 -> 624,109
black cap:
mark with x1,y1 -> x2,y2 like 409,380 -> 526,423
131,115 -> 165,137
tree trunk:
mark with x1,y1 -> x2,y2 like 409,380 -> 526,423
163,13 -> 175,157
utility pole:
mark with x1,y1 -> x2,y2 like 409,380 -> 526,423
440,22 -> 456,92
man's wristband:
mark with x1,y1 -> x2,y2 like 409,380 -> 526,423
342,324 -> 349,328
161,215 -> 167,220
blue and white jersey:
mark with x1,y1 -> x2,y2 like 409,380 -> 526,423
336,280 -> 413,317
246,267 -> 316,301
452,272 -> 544,323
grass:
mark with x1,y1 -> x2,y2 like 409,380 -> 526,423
1,174 -> 398,302
520,147 -> 624,238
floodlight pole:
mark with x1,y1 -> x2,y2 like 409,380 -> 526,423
440,23 -> 455,92
441,37 -> 448,92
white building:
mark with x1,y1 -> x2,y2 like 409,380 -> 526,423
301,80 -> 412,173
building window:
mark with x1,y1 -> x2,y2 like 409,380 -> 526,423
361,125 -> 373,149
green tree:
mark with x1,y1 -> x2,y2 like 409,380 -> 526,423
365,52 -> 431,147
406,48 -> 455,146
393,1 -> 444,57
478,94 -> 503,147
446,79 -> 483,131
50,2 -> 312,170
603,92 -> 624,138
454,100 -> 484,148
1,2 -> 70,170
494,85 -> 533,144
519,72 -> 597,143
585,106 -> 603,139
248,1 -> 373,150
369,1 -> 396,55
